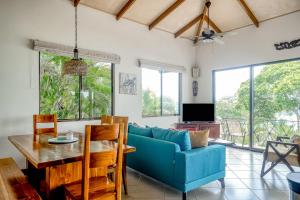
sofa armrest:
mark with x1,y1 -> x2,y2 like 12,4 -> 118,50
174,145 -> 226,184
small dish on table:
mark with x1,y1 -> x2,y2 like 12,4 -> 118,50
48,133 -> 78,144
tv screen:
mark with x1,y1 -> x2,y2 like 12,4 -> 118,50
182,103 -> 215,122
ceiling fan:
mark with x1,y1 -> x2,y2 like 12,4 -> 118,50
194,0 -> 237,45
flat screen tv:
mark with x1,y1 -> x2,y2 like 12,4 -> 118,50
182,103 -> 215,122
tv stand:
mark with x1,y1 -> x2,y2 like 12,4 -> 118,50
175,122 -> 220,138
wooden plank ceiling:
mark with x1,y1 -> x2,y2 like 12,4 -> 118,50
78,0 -> 300,40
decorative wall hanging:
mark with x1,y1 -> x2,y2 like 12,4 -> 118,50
192,66 -> 200,78
119,73 -> 137,95
274,38 -> 300,50
192,81 -> 198,97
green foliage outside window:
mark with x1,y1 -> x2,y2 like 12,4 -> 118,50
216,61 -> 300,147
39,52 -> 112,120
142,68 -> 180,117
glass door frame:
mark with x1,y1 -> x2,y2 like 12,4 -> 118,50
212,57 -> 300,151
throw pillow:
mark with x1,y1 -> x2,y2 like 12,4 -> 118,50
291,135 -> 300,144
291,135 -> 300,153
152,127 -> 191,151
189,129 -> 210,148
128,124 -> 152,137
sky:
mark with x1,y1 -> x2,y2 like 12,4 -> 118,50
142,65 -> 266,104
142,68 -> 179,104
215,65 -> 265,100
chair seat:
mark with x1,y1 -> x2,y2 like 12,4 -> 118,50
64,176 -> 115,200
267,146 -> 300,167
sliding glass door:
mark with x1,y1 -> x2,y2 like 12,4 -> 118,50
215,67 -> 250,148
253,61 -> 300,149
214,59 -> 300,150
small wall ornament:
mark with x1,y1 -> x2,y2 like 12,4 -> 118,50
192,66 -> 201,78
274,38 -> 300,50
192,81 -> 198,97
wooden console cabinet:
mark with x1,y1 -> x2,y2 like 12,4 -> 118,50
175,122 -> 220,139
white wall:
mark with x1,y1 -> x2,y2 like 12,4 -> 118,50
0,0 -> 195,167
195,11 -> 300,103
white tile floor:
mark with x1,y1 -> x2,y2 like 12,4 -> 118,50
123,147 -> 300,200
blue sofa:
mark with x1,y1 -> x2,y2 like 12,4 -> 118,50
126,125 -> 226,200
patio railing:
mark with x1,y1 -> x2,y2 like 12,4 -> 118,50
219,118 -> 300,148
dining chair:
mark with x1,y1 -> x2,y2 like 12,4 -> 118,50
64,124 -> 124,200
101,115 -> 113,125
33,114 -> 58,142
111,116 -> 129,195
100,115 -> 129,144
100,115 -> 130,194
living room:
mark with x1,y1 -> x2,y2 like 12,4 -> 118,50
0,0 -> 299,200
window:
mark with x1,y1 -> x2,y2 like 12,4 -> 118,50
142,68 -> 181,117
39,52 -> 113,120
213,59 -> 300,149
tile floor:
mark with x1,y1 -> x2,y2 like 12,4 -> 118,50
123,147 -> 300,200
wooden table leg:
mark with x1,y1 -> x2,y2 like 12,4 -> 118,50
122,155 -> 128,195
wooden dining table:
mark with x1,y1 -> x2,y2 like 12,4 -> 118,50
8,133 -> 136,199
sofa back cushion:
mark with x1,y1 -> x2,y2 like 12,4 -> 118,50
128,124 -> 152,137
152,127 -> 191,151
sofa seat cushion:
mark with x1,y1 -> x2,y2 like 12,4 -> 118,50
152,127 -> 191,151
128,124 -> 152,137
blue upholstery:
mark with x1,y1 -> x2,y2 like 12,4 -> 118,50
127,129 -> 226,194
127,134 -> 180,183
174,145 -> 226,192
152,127 -> 191,151
128,124 -> 152,137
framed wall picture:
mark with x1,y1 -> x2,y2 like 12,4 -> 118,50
119,73 -> 137,95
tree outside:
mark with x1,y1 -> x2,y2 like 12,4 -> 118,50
216,60 -> 300,148
142,89 -> 178,116
40,52 -> 112,120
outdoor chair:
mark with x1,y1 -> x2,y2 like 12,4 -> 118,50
220,119 -> 230,140
224,119 -> 247,147
261,136 -> 300,177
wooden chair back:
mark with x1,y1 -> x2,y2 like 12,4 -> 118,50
90,124 -> 119,141
101,115 -> 113,124
33,114 -> 57,141
82,124 -> 124,200
113,116 -> 129,145
101,115 -> 129,144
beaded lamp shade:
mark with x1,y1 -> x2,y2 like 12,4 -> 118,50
63,49 -> 87,75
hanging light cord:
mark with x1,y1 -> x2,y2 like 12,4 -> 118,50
207,1 -> 210,29
75,6 -> 78,50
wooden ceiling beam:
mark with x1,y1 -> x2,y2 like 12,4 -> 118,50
149,0 -> 185,30
174,14 -> 203,38
194,6 -> 207,44
74,0 -> 80,7
203,15 -> 222,33
116,0 -> 136,20
237,0 -> 259,27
